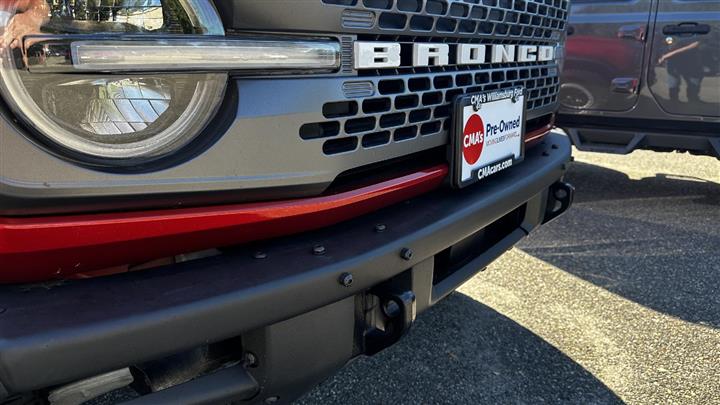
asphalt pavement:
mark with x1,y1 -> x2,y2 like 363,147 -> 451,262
298,147 -> 720,405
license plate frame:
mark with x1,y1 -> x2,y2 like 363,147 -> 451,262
450,87 -> 527,189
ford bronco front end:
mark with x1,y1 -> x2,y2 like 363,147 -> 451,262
0,1 -> 572,403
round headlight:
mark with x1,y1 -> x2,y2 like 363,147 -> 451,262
0,0 -> 227,161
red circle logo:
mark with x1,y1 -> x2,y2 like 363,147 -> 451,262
462,114 -> 484,165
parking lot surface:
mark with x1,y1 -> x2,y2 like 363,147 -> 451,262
299,147 -> 720,404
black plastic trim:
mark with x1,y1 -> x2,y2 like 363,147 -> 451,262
124,365 -> 258,405
557,114 -> 719,136
562,125 -> 720,158
432,228 -> 526,304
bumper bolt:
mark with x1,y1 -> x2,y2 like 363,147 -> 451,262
339,272 -> 354,287
244,352 -> 258,368
400,248 -> 414,261
313,245 -> 326,256
375,224 -> 387,233
551,144 -> 559,149
253,251 -> 267,260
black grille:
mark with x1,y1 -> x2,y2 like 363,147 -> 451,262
323,0 -> 568,40
300,63 -> 559,155
297,0 -> 568,156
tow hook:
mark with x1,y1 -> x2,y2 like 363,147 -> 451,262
543,181 -> 575,224
365,290 -> 417,355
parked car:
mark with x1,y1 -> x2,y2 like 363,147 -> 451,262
0,1 -> 573,404
557,0 -> 720,158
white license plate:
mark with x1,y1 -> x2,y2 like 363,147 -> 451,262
450,87 -> 526,188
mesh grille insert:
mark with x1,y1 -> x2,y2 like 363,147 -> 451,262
300,122 -> 341,140
305,64 -> 559,156
420,120 -> 442,135
363,98 -> 393,113
395,94 -> 420,109
324,136 -> 358,155
345,117 -> 377,134
394,125 -> 418,141
324,0 -> 568,40
362,130 -> 392,147
378,79 -> 406,94
323,101 -> 359,118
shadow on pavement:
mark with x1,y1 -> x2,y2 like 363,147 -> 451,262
299,293 -> 621,405
567,161 -> 720,205
520,161 -> 720,327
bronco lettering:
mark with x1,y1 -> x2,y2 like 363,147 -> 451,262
354,42 -> 555,69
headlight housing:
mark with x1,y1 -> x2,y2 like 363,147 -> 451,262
0,0 -> 227,161
2,69 -> 228,160
0,0 -> 340,163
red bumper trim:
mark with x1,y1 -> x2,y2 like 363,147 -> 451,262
526,116 -> 556,143
0,165 -> 448,284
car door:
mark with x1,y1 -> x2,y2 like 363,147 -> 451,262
559,0 -> 653,112
648,0 -> 720,117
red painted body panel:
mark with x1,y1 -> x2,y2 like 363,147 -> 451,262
526,117 -> 556,144
0,165 -> 448,284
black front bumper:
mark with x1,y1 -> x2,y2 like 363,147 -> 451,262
0,133 -> 572,403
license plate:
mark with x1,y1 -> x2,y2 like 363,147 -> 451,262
450,87 -> 526,188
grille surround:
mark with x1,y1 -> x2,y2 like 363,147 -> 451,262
300,0 -> 568,155
215,0 -> 568,189
302,63 -> 560,155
